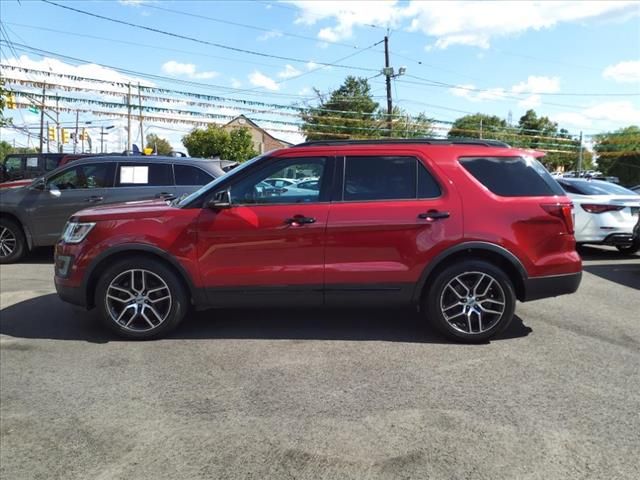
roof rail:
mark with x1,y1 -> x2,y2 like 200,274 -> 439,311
293,138 -> 511,148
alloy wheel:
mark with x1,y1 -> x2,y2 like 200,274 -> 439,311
105,269 -> 172,332
439,271 -> 506,334
0,227 -> 17,258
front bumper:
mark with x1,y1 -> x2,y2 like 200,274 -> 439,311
522,271 -> 582,302
54,280 -> 86,308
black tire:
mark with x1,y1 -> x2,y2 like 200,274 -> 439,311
0,218 -> 27,264
95,257 -> 189,340
616,244 -> 639,255
423,260 -> 516,343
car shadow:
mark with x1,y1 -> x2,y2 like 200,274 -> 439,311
583,263 -> 640,290
578,245 -> 638,261
22,247 -> 55,265
0,293 -> 532,344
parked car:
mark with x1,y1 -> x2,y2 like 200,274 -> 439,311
262,177 -> 299,189
1,153 -> 67,183
0,155 -> 228,263
556,178 -> 640,254
631,185 -> 640,194
296,178 -> 320,191
52,139 -> 582,342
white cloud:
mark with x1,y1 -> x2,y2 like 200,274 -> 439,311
287,0 -> 637,48
552,101 -> 640,130
161,61 -> 218,80
305,61 -> 331,71
277,64 -> 302,79
230,78 -> 242,88
118,0 -> 151,6
257,30 -> 283,41
287,0 -> 405,41
449,75 -> 560,107
248,71 -> 280,91
603,60 -> 640,83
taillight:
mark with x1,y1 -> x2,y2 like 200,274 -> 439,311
541,203 -> 574,234
581,204 -> 624,214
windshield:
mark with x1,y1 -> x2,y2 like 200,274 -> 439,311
175,153 -> 268,207
562,180 -> 638,196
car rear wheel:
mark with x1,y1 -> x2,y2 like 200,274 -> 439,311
616,244 -> 639,255
424,260 -> 516,343
0,218 -> 26,264
95,257 -> 188,340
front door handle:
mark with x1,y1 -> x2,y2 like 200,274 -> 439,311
285,215 -> 316,226
155,192 -> 175,200
86,195 -> 104,203
418,210 -> 450,220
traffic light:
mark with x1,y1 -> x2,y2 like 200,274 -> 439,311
48,126 -> 57,142
61,128 -> 71,144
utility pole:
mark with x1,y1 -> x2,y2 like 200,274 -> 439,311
384,36 -> 392,136
74,110 -> 79,154
577,131 -> 584,172
81,127 -> 85,153
101,126 -> 105,154
127,83 -> 132,152
46,121 -> 50,153
138,82 -> 144,151
55,96 -> 61,153
39,83 -> 46,153
479,118 -> 483,139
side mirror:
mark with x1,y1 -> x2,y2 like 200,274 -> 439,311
49,186 -> 62,198
207,190 -> 232,210
31,178 -> 46,191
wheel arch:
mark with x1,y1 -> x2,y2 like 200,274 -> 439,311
413,242 -> 528,303
83,244 -> 200,309
0,211 -> 33,250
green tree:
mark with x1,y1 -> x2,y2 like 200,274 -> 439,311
448,114 -> 509,141
386,107 -> 434,138
0,140 -> 12,161
182,124 -> 257,162
301,76 -> 380,140
594,126 -> 640,186
145,133 -> 173,156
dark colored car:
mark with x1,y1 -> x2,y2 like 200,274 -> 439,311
0,155 -> 229,263
53,139 -> 582,342
1,153 -> 67,183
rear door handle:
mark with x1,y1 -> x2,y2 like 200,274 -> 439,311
86,195 -> 104,203
285,215 -> 316,226
418,210 -> 450,220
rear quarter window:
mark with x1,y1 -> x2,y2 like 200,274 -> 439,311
460,156 -> 565,197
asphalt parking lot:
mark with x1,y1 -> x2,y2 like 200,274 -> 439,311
1,247 -> 638,480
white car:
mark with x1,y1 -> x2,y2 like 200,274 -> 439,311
557,178 -> 640,254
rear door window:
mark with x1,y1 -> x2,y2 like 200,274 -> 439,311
116,163 -> 173,187
174,164 -> 214,186
343,156 -> 441,201
460,156 -> 565,197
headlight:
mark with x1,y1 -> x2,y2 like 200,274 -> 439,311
62,222 -> 96,244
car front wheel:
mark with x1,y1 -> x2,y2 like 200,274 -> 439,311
616,244 -> 639,255
424,260 -> 516,343
95,257 -> 189,340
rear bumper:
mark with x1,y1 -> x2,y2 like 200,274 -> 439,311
54,279 -> 86,308
522,271 -> 582,302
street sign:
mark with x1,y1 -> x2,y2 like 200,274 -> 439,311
28,106 -> 39,114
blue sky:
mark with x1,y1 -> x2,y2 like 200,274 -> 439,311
1,0 -> 639,150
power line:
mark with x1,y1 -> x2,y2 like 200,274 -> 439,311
40,0 -> 377,73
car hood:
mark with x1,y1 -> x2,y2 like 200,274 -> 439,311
71,198 -> 176,221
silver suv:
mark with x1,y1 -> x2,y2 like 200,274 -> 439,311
0,155 -> 232,263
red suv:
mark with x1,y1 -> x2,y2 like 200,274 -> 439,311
54,139 -> 581,342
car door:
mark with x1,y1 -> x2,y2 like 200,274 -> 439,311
196,155 -> 332,307
173,163 -> 215,199
112,161 -> 177,203
28,162 -> 116,246
324,151 -> 463,306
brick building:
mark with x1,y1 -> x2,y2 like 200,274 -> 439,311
223,115 -> 292,153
